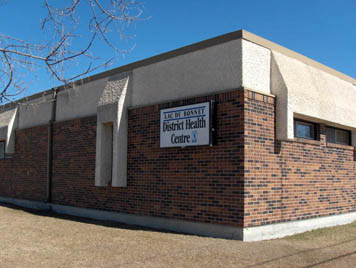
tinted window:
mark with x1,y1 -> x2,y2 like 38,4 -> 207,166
294,120 -> 315,140
326,127 -> 335,143
326,127 -> 350,145
0,141 -> 4,160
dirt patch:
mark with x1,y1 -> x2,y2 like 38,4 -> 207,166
0,203 -> 355,268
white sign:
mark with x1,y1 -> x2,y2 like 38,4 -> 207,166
160,102 -> 212,148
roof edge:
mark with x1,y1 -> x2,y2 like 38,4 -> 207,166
1,29 -> 355,111
1,30 -> 245,110
241,30 -> 356,85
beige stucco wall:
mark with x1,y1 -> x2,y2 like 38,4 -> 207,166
241,40 -> 271,94
18,95 -> 54,129
22,38 -> 272,125
51,38 -> 272,123
45,40 -> 244,122
56,77 -> 108,122
271,51 -> 356,144
131,39 -> 243,107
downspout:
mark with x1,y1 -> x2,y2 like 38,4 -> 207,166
46,88 -> 58,203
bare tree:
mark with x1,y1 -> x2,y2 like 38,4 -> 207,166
0,0 -> 144,104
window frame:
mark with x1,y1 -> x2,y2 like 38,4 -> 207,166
294,119 -> 317,140
0,140 -> 5,160
325,126 -> 351,146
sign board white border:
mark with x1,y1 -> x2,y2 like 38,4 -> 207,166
160,101 -> 214,148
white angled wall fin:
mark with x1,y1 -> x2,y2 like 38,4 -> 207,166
0,107 -> 18,154
95,72 -> 131,187
271,51 -> 356,144
270,52 -> 293,140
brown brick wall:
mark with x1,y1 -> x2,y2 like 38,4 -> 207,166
1,88 -> 355,229
244,91 -> 356,227
51,90 -> 245,227
0,125 -> 48,201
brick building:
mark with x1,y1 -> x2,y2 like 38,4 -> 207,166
0,30 -> 355,241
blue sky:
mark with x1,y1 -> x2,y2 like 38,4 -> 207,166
1,0 -> 356,98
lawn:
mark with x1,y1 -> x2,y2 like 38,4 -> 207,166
0,203 -> 355,268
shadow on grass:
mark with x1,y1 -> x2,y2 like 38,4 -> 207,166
2,201 -> 356,268
304,250 -> 356,268
245,236 -> 356,268
0,201 -> 185,236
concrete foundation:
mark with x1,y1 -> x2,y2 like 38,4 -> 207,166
1,196 -> 355,242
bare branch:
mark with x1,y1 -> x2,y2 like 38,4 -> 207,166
0,51 -> 13,98
0,0 -> 146,104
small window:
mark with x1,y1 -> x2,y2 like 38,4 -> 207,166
294,119 -> 316,140
0,141 -> 5,160
326,126 -> 351,146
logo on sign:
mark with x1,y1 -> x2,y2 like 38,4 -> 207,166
192,131 -> 198,143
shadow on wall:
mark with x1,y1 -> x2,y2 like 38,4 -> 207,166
274,140 -> 282,155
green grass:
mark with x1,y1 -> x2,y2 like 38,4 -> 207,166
288,220 -> 356,241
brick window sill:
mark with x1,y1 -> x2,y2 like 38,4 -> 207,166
326,142 -> 355,151
293,137 -> 321,146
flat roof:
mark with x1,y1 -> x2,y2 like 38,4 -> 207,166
2,29 -> 356,110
